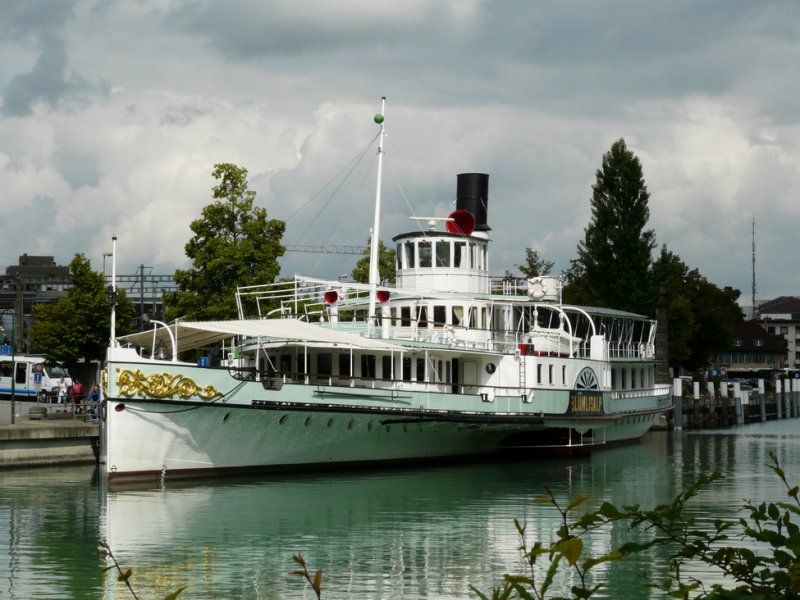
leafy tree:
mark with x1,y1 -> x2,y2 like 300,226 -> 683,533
566,139 -> 656,315
164,163 -> 286,321
29,253 -> 134,368
653,246 -> 742,372
351,237 -> 396,285
517,247 -> 554,279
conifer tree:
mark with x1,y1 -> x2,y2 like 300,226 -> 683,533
569,139 -> 656,315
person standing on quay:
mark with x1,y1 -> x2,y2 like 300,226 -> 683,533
72,378 -> 85,414
57,377 -> 68,405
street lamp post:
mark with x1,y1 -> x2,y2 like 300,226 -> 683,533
0,311 -> 16,425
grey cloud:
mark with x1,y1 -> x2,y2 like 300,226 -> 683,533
2,36 -> 92,116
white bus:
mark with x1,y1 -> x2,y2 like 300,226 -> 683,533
0,354 -> 72,399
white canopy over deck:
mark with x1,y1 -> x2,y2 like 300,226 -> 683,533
118,318 -> 399,355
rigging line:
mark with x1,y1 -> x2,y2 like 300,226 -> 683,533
384,137 -> 472,241
285,132 -> 381,246
284,131 -> 379,224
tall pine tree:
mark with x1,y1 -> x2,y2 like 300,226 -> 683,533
568,139 -> 656,315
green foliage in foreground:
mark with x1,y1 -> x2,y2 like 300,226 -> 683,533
472,451 -> 800,600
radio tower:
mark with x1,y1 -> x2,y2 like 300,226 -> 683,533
751,215 -> 757,315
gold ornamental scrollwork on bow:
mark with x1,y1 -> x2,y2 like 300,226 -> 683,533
116,369 -> 223,400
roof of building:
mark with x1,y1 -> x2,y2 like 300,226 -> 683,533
733,321 -> 786,353
758,296 -> 800,318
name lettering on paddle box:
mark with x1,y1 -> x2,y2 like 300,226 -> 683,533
568,391 -> 604,415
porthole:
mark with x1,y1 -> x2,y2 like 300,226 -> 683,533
279,415 -> 287,425
486,363 -> 496,374
223,412 -> 231,423
327,418 -> 334,428
304,417 -> 311,427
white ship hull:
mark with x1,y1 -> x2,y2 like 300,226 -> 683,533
103,352 -> 671,483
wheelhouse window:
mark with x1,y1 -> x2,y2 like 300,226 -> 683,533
435,241 -> 450,267
396,243 -> 402,269
404,242 -> 415,268
419,241 -> 432,267
454,242 -> 467,268
400,306 -> 412,327
416,306 -> 428,326
416,358 -> 425,382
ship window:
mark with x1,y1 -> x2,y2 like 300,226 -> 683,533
382,355 -> 393,380
482,245 -> 488,270
548,365 -> 553,384
445,360 -> 451,383
433,306 -> 446,327
452,306 -> 464,327
611,368 -> 616,388
396,243 -> 402,269
454,242 -> 468,268
537,364 -> 542,384
280,354 -> 292,376
0,361 -> 11,378
416,306 -> 428,326
562,365 -> 566,385
419,241 -> 432,267
416,358 -> 425,382
405,243 -> 415,268
317,353 -> 332,376
361,355 -> 376,378
471,245 -> 479,270
338,354 -> 351,378
620,368 -> 626,389
400,306 -> 411,327
435,241 -> 450,267
402,357 -> 411,381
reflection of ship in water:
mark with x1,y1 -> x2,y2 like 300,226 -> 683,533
104,436 -> 671,599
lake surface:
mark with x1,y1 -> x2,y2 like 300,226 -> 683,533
1,420 -> 799,599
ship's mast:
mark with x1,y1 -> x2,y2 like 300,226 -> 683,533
367,97 -> 387,329
751,215 -> 757,314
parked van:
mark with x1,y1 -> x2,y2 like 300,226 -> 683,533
0,354 -> 72,399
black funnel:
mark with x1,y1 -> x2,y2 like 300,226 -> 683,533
456,173 -> 490,232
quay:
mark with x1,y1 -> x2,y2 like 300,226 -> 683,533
0,399 -> 100,468
669,378 -> 800,430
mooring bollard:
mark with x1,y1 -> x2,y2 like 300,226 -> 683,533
758,379 -> 766,423
672,378 -> 682,431
732,382 -> 743,426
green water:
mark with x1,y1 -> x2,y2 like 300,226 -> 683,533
1,421 -> 799,599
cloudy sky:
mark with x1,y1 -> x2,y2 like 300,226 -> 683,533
1,0 -> 798,306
